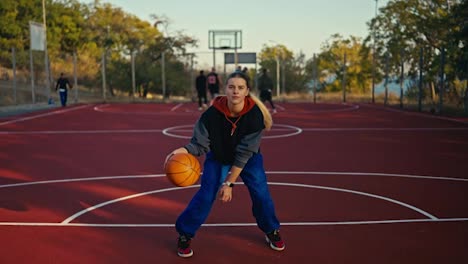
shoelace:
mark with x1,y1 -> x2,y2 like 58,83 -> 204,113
178,236 -> 191,248
269,231 -> 281,242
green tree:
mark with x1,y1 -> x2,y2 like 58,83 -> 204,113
316,34 -> 369,93
0,0 -> 42,67
367,0 -> 463,100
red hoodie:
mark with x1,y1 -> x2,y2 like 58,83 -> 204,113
212,96 -> 256,136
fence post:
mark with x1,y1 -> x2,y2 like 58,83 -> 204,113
131,50 -> 136,102
30,49 -> 36,104
73,51 -> 78,103
12,47 -> 17,104
438,47 -> 445,114
418,47 -> 423,112
384,53 -> 389,106
101,52 -> 106,101
313,53 -> 317,104
342,52 -> 347,103
400,49 -> 404,108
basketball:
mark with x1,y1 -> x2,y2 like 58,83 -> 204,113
164,153 -> 201,187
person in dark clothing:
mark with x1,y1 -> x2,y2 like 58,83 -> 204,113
206,67 -> 222,101
165,71 -> 285,258
195,70 -> 208,110
257,68 -> 277,113
55,72 -> 72,107
142,83 -> 148,98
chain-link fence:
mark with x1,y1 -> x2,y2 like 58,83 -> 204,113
1,48 -> 199,108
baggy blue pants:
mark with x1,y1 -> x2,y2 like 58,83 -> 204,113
175,152 -> 280,238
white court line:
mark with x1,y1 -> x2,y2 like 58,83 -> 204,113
1,172 -> 467,227
301,127 -> 468,131
94,103 -> 189,115
361,103 -> 468,125
0,174 -> 164,189
2,171 -> 467,189
268,171 -> 468,182
170,103 -> 184,112
1,218 -> 468,227
162,124 -> 303,139
0,129 -> 164,135
275,104 -> 286,110
0,104 -> 90,126
275,103 -> 360,113
93,104 -> 110,112
61,181 -> 437,224
3,126 -> 465,136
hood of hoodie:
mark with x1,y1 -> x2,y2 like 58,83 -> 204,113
212,96 -> 256,117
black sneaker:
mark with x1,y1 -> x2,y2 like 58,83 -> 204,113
265,230 -> 285,251
177,235 -> 193,257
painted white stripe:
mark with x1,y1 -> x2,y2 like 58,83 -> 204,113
3,126 -> 465,136
0,104 -> 89,126
162,124 -> 303,139
275,104 -> 286,110
62,185 -> 195,224
170,103 -> 184,112
93,104 -> 110,112
274,103 -> 359,113
1,171 -> 466,190
1,218 -> 468,227
61,181 -> 437,224
268,182 -> 437,219
361,103 -> 468,124
0,129 -> 164,135
0,174 -> 165,189
267,171 -> 468,182
301,127 -> 468,131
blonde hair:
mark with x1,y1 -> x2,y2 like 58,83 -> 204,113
249,94 -> 273,131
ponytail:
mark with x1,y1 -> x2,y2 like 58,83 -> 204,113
249,94 -> 273,131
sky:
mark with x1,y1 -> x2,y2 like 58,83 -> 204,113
80,0 -> 388,68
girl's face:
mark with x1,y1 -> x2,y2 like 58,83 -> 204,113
225,76 -> 249,106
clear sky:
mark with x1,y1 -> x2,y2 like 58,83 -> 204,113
80,0 -> 388,68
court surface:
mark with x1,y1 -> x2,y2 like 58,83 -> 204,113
1,102 -> 467,263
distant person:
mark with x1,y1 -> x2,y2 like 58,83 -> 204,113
206,67 -> 222,101
55,72 -> 72,107
257,68 -> 277,113
242,67 -> 250,83
195,70 -> 208,110
142,83 -> 149,98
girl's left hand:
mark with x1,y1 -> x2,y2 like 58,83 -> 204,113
218,186 -> 232,202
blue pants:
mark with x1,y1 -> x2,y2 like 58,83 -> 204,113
59,90 -> 68,106
175,152 -> 280,238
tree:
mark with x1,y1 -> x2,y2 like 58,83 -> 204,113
0,0 -> 42,67
315,34 -> 369,93
366,0 -> 463,100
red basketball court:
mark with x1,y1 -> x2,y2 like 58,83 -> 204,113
1,102 -> 467,263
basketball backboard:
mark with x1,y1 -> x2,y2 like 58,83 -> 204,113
209,30 -> 242,50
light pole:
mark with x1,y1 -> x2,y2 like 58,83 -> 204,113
276,53 -> 280,97
269,40 -> 281,98
42,0 -> 51,102
342,52 -> 347,103
372,0 -> 378,103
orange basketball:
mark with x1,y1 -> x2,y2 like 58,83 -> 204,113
164,153 -> 201,187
